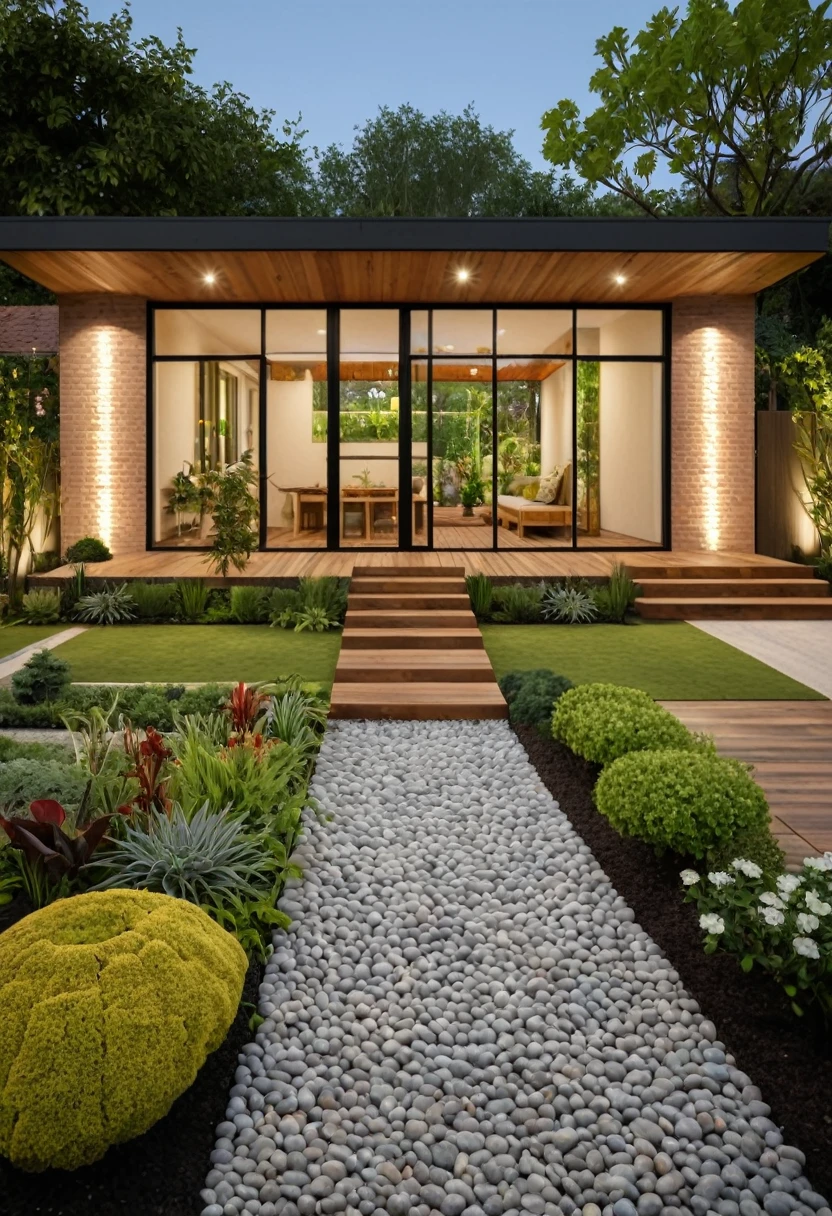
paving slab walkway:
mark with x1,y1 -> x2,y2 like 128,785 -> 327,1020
690,621 -> 832,699
202,721 -> 829,1216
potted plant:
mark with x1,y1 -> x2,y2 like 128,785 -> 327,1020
460,477 -> 485,517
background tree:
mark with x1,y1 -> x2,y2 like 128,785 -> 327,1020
540,0 -> 832,218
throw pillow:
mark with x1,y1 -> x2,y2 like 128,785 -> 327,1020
535,467 -> 564,504
522,481 -> 540,501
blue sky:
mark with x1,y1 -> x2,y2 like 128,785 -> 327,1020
86,0 -> 663,168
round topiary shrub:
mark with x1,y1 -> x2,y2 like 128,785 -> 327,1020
552,682 -> 695,765
499,669 -> 573,726
0,889 -> 247,1172
64,536 -> 112,564
594,748 -> 770,858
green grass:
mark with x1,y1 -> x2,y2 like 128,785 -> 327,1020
51,625 -> 341,685
481,622 -> 826,701
0,624 -> 64,659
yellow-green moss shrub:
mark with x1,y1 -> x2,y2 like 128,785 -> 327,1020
0,889 -> 247,1172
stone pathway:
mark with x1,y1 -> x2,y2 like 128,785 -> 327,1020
201,721 -> 829,1216
0,626 -> 85,682
690,621 -> 832,699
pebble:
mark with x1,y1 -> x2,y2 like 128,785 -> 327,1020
199,721 -> 829,1216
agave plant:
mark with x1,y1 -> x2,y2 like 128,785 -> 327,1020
542,584 -> 598,624
74,583 -> 137,625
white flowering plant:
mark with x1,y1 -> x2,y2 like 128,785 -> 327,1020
680,854 -> 832,1018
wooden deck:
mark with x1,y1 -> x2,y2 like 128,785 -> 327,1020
663,701 -> 832,868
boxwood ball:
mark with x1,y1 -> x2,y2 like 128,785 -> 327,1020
0,888 -> 247,1171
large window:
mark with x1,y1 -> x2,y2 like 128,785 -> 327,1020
150,305 -> 667,551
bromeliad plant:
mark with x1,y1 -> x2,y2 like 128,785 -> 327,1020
226,680 -> 272,733
122,724 -> 173,818
682,854 -> 832,1020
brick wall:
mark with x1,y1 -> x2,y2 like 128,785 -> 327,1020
0,306 -> 59,354
59,295 -> 146,554
671,296 -> 756,553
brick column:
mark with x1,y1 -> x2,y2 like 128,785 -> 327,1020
59,295 -> 146,554
670,296 -> 756,553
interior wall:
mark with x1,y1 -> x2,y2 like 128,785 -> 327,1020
540,364 -> 572,476
267,375 -> 327,526
598,362 -> 663,543
155,361 -> 198,541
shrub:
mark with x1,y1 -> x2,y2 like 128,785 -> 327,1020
206,451 -> 259,577
595,749 -> 769,859
553,683 -> 695,765
499,669 -> 573,726
176,579 -> 209,621
0,689 -> 55,727
74,584 -> 137,626
491,583 -> 543,624
268,587 -> 301,628
20,588 -> 62,624
230,585 -> 268,624
294,606 -> 340,632
466,573 -> 493,620
0,889 -> 246,1171
64,536 -> 112,564
593,563 -> 639,623
705,823 -> 785,877
542,584 -> 597,624
0,760 -> 88,817
11,649 -> 71,705
0,736 -> 72,765
0,799 -> 113,907
298,576 -> 347,623
129,581 -> 177,620
267,689 -> 327,754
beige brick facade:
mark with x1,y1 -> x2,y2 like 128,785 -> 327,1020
670,296 -> 756,553
59,294 -> 146,554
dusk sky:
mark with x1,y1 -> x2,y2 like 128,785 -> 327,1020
84,0 -> 663,169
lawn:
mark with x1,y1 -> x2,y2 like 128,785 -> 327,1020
51,625 -> 341,685
0,624 -> 64,659
481,622 -> 825,700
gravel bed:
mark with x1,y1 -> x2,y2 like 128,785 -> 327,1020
203,720 -> 830,1216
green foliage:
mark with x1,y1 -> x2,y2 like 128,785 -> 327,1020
553,682 -> 696,765
705,823 -> 785,877
230,585 -> 269,624
0,758 -> 88,816
593,563 -> 639,623
542,584 -> 597,624
128,581 -> 178,620
176,579 -> 210,622
541,0 -> 832,217
299,577 -> 348,621
491,583 -> 543,624
681,856 -> 832,1019
20,587 -> 61,624
294,607 -> 340,632
59,565 -> 87,618
778,318 -> 832,555
0,890 -> 246,1171
269,580 -> 345,632
266,689 -> 327,756
206,452 -> 259,578
498,668 -> 574,727
11,648 -> 70,705
466,573 -> 494,620
64,536 -> 111,564
74,584 -> 137,625
595,749 -> 769,859
0,682 -> 231,731
0,735 -> 72,765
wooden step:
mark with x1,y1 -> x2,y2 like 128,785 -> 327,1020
341,629 -> 485,650
350,577 -> 467,594
635,597 -> 832,620
329,682 -> 508,720
351,565 -> 464,578
335,649 -> 495,682
637,578 -> 829,599
626,563 -> 817,580
349,593 -> 472,610
345,609 -> 477,629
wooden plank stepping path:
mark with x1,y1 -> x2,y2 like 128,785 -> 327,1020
330,565 -> 508,720
630,561 -> 832,620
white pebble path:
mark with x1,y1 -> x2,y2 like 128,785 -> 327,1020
201,721 -> 830,1216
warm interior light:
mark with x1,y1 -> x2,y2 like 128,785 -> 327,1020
317,329 -> 326,335
470,367 -> 479,376
94,327 -> 115,549
701,326 -> 722,551
444,345 -> 455,352
614,273 -> 627,285
456,268 -> 470,282
203,272 -> 216,285
497,328 -> 506,336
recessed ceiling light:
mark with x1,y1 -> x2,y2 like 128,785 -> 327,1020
317,329 -> 326,335
203,272 -> 216,285
470,367 -> 478,376
614,273 -> 627,285
456,268 -> 470,282
497,328 -> 506,336
444,344 -> 455,352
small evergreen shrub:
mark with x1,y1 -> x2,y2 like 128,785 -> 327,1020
0,689 -> 55,727
0,890 -> 246,1171
11,649 -> 71,705
64,536 -> 112,564
705,822 -> 785,876
0,758 -> 88,816
594,749 -> 770,859
553,682 -> 696,765
20,588 -> 62,624
499,669 -> 574,726
230,585 -> 268,624
129,582 -> 177,620
74,584 -> 137,625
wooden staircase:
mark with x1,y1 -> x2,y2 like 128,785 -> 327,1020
329,566 -> 508,720
629,561 -> 832,620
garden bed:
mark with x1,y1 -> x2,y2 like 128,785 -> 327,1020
515,723 -> 832,1201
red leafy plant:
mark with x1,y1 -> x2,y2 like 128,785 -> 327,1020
226,681 -> 271,734
122,724 -> 173,817
0,799 -> 114,883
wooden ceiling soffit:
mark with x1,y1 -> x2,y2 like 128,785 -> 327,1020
268,358 -> 565,383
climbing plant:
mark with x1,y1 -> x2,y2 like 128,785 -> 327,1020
779,319 -> 832,557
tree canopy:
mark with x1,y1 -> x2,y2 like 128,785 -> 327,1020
540,0 -> 832,217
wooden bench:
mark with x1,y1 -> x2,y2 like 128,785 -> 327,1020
497,495 -> 570,538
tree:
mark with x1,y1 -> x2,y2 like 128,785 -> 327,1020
778,320 -> 832,557
540,0 -> 832,217
0,0 -> 313,217
316,103 -> 630,218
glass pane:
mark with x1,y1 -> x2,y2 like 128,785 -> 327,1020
497,310 -> 572,355
497,358 -> 571,549
575,309 -> 663,356
154,359 -> 259,546
577,361 -> 663,547
340,310 -> 399,546
411,311 -> 429,355
155,309 -> 260,356
432,310 -> 492,355
411,360 -> 429,548
430,360 -> 493,550
266,309 -> 327,355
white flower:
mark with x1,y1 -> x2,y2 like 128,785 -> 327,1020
803,855 -> 832,872
759,905 -> 785,927
759,891 -> 785,909
731,858 -> 763,879
796,912 -> 820,934
699,913 -> 725,935
708,871 -> 735,888
793,936 -> 820,960
776,874 -> 803,899
805,891 -> 832,916
680,869 -> 700,886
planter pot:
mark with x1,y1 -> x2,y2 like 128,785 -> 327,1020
462,506 -> 474,517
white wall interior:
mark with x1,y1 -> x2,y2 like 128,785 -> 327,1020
540,364 -> 572,478
267,375 -> 327,527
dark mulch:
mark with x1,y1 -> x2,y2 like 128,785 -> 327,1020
0,895 -> 261,1216
515,724 -> 832,1200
